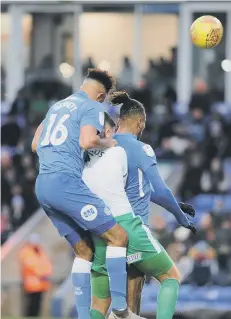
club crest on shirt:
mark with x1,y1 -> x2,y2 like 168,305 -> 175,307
104,207 -> 112,216
81,205 -> 98,221
143,144 -> 154,157
99,112 -> 105,126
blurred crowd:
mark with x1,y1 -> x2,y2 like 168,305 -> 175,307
1,54 -> 231,292
150,207 -> 231,287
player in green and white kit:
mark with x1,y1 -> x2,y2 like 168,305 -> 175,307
83,93 -> 196,319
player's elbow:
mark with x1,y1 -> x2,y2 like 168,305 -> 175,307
79,135 -> 98,150
31,138 -> 37,153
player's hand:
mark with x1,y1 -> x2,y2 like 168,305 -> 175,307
179,214 -> 197,235
185,221 -> 197,235
179,202 -> 195,218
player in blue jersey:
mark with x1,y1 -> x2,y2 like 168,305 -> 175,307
86,92 -> 196,319
32,70 -> 143,319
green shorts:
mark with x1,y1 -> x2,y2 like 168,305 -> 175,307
91,213 -> 173,299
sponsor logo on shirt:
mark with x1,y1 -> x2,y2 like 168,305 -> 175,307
88,150 -> 105,158
142,144 -> 155,157
81,205 -> 98,221
127,252 -> 142,264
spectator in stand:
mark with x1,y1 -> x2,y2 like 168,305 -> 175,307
11,184 -> 25,229
204,111 -> 227,167
145,59 -> 158,92
30,93 -> 48,121
10,90 -> 30,124
1,150 -> 12,207
179,144 -> 204,201
117,56 -> 133,91
149,215 -> 173,248
201,158 -> 229,194
131,79 -> 152,116
186,240 -> 217,286
213,215 -> 231,286
19,233 -> 53,317
1,115 -> 21,147
22,167 -> 39,221
189,78 -> 212,115
186,108 -> 207,144
1,205 -> 12,244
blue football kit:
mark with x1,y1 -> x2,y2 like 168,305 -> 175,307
35,91 -> 116,242
115,133 -> 190,227
114,133 -> 156,225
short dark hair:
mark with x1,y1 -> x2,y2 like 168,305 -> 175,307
86,68 -> 116,93
109,91 -> 145,119
104,112 -> 116,128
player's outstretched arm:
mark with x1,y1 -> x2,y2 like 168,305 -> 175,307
79,125 -> 117,150
146,164 -> 196,234
31,123 -> 43,153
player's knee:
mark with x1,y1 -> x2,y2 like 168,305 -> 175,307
168,264 -> 181,283
173,266 -> 181,283
102,224 -> 128,247
157,264 -> 181,284
73,241 -> 94,262
111,225 -> 128,247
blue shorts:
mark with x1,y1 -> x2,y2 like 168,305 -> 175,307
35,173 -> 116,245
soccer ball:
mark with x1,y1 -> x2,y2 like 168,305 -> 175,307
190,15 -> 223,48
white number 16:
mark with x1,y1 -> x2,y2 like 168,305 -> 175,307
41,113 -> 70,146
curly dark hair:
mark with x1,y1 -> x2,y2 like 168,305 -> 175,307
86,68 -> 116,93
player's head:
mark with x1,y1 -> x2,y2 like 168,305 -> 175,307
109,91 -> 146,140
81,68 -> 116,103
101,112 -> 116,138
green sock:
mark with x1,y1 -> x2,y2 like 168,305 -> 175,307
90,308 -> 106,319
157,279 -> 179,319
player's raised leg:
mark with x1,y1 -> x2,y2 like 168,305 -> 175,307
62,198 -> 129,318
132,229 -> 181,319
91,233 -> 147,319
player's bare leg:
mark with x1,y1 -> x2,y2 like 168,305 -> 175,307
155,264 -> 181,319
72,237 -> 94,261
92,296 -> 111,318
127,266 -> 145,314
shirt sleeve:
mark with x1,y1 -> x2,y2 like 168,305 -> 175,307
146,165 -> 189,227
80,101 -> 105,133
138,143 -> 157,172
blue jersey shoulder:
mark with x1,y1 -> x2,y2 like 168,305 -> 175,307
78,98 -> 105,133
128,139 -> 157,172
114,134 -> 156,225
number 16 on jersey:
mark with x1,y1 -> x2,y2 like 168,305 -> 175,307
41,113 -> 70,147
